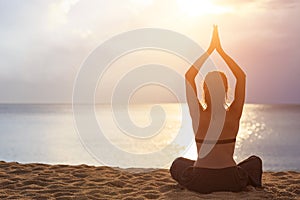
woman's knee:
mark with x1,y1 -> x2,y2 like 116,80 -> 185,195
247,155 -> 263,169
170,157 -> 184,180
250,155 -> 262,163
238,155 -> 262,167
170,157 -> 195,181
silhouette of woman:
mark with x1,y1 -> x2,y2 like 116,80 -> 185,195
170,25 -> 263,193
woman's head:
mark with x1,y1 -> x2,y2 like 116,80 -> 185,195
203,71 -> 228,106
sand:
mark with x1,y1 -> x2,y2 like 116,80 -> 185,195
0,161 -> 299,199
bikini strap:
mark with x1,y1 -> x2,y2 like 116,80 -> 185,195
195,138 -> 236,144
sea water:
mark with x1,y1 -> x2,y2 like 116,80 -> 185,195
0,104 -> 299,171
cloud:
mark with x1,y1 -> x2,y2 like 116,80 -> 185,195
213,0 -> 300,9
261,0 -> 299,9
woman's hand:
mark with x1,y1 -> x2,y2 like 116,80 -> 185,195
207,25 -> 222,54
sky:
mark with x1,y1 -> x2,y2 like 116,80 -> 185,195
0,0 -> 300,104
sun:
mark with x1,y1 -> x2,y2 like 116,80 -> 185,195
177,0 -> 233,16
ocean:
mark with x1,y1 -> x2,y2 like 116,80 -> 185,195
0,104 -> 299,171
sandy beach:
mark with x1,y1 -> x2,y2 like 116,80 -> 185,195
0,161 -> 299,199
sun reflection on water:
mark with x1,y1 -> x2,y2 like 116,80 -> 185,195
237,106 -> 265,143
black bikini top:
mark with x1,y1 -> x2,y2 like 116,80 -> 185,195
195,138 -> 236,144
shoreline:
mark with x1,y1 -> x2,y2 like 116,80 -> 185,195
0,161 -> 299,199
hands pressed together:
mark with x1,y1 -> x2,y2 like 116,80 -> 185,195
207,25 -> 224,55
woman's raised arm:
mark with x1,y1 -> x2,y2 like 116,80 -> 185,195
215,26 -> 246,117
185,28 -> 216,116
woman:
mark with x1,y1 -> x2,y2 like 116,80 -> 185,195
170,26 -> 262,193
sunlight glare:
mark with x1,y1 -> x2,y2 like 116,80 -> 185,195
48,0 -> 80,29
177,0 -> 234,16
